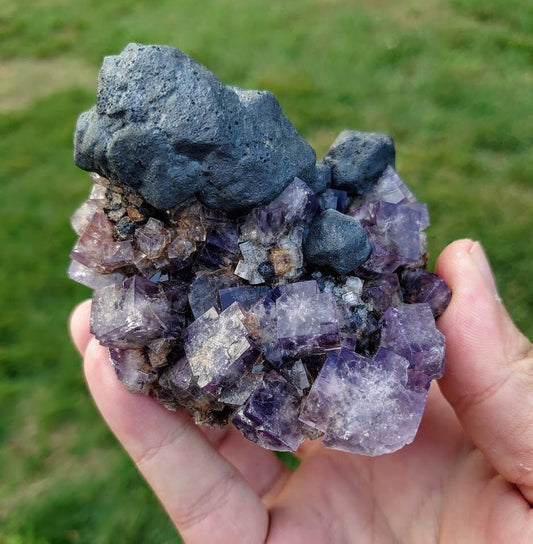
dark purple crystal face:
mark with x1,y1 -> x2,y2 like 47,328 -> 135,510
70,51 -> 451,455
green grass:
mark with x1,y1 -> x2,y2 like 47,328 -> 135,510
0,0 -> 531,541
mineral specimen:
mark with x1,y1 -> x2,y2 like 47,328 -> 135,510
69,43 -> 451,456
74,43 -> 317,215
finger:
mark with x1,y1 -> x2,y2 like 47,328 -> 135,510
71,300 -> 290,501
83,338 -> 269,543
436,239 -> 533,504
202,425 -> 291,503
69,299 -> 93,356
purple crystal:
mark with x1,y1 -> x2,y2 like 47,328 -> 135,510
353,201 -> 427,274
242,281 -> 322,367
274,177 -> 319,227
101,239 -> 134,270
218,371 -> 265,405
165,199 -> 207,263
183,303 -> 261,394
134,218 -> 171,259
232,372 -> 306,452
249,177 -> 319,243
363,165 -> 416,205
362,274 -> 402,313
279,359 -> 310,396
399,268 -> 452,317
70,198 -> 105,235
158,357 -> 232,425
219,285 -> 271,311
108,347 -> 158,394
90,276 -> 176,348
70,212 -> 116,272
188,273 -> 235,319
68,260 -> 125,289
380,304 -> 446,378
300,348 -> 428,455
158,356 -> 194,400
276,288 -> 340,357
317,188 -> 348,212
166,198 -> 207,240
243,293 -> 283,367
198,222 -> 239,269
249,202 -> 286,244
146,337 -> 174,368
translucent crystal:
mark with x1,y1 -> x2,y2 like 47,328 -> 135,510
276,288 -> 340,357
219,285 -> 271,311
183,303 -> 261,394
70,212 -> 115,272
362,275 -> 402,313
90,276 -> 177,348
235,241 -> 269,284
353,201 -> 428,274
198,223 -> 239,269
300,347 -> 427,455
317,188 -> 348,212
232,372 -> 306,452
68,260 -> 125,289
134,218 -> 171,259
108,347 -> 158,394
70,198 -> 105,235
400,268 -> 452,317
380,304 -> 446,379
363,165 -> 416,205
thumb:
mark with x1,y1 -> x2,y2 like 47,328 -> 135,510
435,239 -> 533,504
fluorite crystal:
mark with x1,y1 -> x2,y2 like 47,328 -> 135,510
69,43 -> 451,456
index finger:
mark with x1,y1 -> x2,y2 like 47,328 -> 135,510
83,336 -> 270,543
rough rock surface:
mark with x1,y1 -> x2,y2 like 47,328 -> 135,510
303,209 -> 372,274
324,130 -> 396,195
74,43 -> 317,215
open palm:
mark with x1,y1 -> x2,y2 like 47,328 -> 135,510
70,240 -> 533,543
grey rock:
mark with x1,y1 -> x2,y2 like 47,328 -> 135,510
308,161 -> 331,194
304,209 -> 372,275
324,130 -> 395,195
74,43 -> 316,216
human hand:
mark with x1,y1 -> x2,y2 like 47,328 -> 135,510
69,239 -> 532,543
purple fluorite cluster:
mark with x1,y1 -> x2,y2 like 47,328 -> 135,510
69,45 -> 451,456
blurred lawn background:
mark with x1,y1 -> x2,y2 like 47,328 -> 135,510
0,0 -> 531,542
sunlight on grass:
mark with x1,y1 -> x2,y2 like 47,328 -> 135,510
0,59 -> 97,112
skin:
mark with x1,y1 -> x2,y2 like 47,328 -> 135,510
69,239 -> 533,543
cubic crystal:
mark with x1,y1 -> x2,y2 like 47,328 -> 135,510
70,43 -> 452,457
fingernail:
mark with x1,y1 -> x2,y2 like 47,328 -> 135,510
469,241 -> 500,300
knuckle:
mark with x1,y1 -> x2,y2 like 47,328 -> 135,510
133,418 -> 189,468
174,469 -> 240,532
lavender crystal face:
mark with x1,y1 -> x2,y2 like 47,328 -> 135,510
300,348 -> 428,455
379,304 -> 446,379
69,43 -> 452,456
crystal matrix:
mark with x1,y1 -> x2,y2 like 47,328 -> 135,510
69,43 -> 451,456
